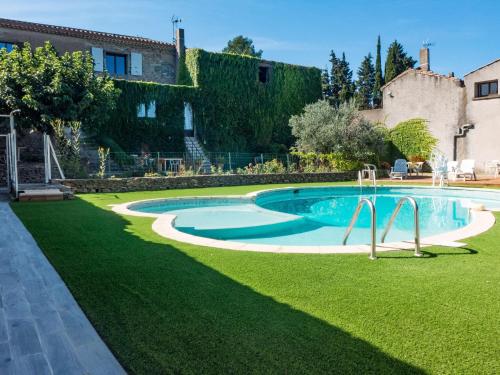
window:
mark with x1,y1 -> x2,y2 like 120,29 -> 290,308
258,65 -> 271,84
137,103 -> 146,118
137,101 -> 156,118
146,101 -> 156,118
105,53 -> 126,75
475,80 -> 498,98
0,41 -> 14,52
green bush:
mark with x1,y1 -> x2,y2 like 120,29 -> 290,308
291,151 -> 363,172
289,100 -> 385,162
389,118 -> 437,161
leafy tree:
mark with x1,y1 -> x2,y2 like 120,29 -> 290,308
329,51 -> 354,106
222,36 -> 263,58
355,53 -> 375,110
0,42 -> 119,132
289,99 -> 385,160
389,118 -> 437,160
373,35 -> 384,108
384,40 -> 416,83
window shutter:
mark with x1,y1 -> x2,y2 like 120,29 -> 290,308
91,47 -> 104,72
147,101 -> 156,118
131,52 -> 143,76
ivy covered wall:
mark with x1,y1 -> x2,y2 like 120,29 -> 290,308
182,49 -> 322,152
100,49 -> 321,153
98,80 -> 196,152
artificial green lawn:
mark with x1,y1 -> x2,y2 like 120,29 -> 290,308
12,182 -> 500,374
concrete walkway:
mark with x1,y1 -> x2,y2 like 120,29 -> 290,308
0,201 -> 125,375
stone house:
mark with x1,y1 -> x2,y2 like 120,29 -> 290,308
0,17 -> 182,84
363,48 -> 500,171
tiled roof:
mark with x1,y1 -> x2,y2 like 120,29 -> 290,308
381,68 -> 462,90
0,18 -> 174,49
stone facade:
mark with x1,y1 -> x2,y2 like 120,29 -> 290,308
362,48 -> 500,171
55,172 -> 357,193
362,69 -> 465,161
0,18 -> 178,84
462,60 -> 500,165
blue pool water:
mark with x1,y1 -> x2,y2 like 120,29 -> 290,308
130,187 -> 500,246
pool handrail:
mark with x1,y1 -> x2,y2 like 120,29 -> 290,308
381,196 -> 422,257
342,198 -> 377,260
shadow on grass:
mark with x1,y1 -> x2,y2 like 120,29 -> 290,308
378,247 -> 477,259
14,197 -> 425,374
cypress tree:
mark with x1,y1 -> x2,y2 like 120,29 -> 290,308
355,53 -> 375,110
329,51 -> 341,105
329,51 -> 354,105
373,35 -> 384,108
338,53 -> 354,103
384,40 -> 417,82
321,68 -> 332,100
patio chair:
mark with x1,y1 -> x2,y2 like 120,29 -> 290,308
447,161 -> 459,181
430,152 -> 449,187
361,163 -> 377,180
485,160 -> 500,178
456,159 -> 477,181
390,159 -> 408,180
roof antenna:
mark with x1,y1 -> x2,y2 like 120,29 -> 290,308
422,40 -> 435,49
171,15 -> 182,43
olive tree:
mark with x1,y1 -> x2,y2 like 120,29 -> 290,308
289,99 -> 385,161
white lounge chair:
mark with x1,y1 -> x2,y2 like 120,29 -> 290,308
455,159 -> 477,181
390,159 -> 408,180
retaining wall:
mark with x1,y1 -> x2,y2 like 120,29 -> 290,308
55,172 -> 357,193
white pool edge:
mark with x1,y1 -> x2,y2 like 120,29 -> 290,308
111,186 -> 497,254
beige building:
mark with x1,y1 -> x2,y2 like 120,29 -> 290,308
0,18 -> 182,84
363,48 -> 500,172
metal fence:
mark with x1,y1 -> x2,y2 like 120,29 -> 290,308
71,150 -> 312,178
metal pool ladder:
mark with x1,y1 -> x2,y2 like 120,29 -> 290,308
343,198 -> 377,260
381,197 -> 422,257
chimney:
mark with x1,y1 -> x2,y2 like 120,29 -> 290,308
419,47 -> 430,71
176,28 -> 185,58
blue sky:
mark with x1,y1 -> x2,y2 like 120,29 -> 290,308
2,0 -> 499,77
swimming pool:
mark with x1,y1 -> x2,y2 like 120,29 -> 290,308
114,186 -> 499,253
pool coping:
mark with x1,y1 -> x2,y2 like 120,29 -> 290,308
111,185 -> 498,254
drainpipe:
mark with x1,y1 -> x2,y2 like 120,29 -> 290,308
453,124 -> 474,161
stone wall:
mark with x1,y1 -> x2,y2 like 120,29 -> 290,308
371,70 -> 466,162
55,172 -> 357,193
463,60 -> 500,170
0,27 -> 177,84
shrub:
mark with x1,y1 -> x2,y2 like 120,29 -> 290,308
291,151 -> 363,172
289,99 -> 385,161
389,118 -> 437,161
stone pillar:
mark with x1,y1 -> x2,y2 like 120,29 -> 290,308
420,48 -> 430,71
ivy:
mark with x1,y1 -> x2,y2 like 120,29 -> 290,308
98,80 -> 197,152
180,49 -> 322,153
102,49 -> 321,153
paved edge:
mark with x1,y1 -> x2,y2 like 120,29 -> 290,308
0,202 -> 126,375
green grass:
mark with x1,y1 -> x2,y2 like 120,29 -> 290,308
12,182 -> 500,374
